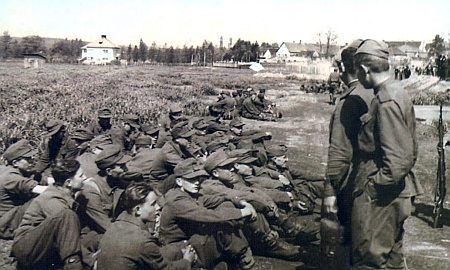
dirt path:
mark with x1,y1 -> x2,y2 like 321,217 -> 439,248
246,89 -> 450,269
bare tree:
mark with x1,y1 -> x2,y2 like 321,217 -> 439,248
316,28 -> 338,59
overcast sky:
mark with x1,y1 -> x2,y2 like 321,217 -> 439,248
1,0 -> 449,47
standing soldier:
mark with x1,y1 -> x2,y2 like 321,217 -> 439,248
327,68 -> 341,105
322,39 -> 374,269
88,108 -> 114,136
352,39 -> 423,269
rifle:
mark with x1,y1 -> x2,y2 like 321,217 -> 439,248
433,105 -> 446,228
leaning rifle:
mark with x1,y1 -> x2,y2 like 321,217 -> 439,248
433,105 -> 447,228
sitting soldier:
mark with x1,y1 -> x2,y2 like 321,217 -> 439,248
12,159 -> 86,270
202,150 -> 305,261
97,182 -> 196,270
0,140 -> 47,239
160,158 -> 257,269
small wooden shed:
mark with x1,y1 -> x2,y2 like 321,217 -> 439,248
23,53 -> 47,68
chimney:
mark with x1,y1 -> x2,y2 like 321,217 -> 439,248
101,35 -> 106,39
299,40 -> 301,44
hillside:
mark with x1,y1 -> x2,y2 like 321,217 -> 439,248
10,36 -> 90,50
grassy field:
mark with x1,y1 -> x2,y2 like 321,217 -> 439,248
0,63 -> 450,269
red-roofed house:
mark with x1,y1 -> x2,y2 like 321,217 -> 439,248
80,35 -> 120,65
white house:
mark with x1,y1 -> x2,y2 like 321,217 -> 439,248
80,35 -> 120,65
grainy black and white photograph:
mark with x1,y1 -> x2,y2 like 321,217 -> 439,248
1,0 -> 450,269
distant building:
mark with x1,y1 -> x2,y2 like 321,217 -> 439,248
23,53 -> 46,68
260,49 -> 277,62
80,35 -> 120,65
275,41 -> 340,61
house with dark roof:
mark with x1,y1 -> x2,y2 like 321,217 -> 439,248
80,35 -> 120,64
276,41 -> 340,61
23,53 -> 46,68
276,42 -> 310,59
385,40 -> 428,58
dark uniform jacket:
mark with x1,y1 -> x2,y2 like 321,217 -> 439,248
87,121 -> 113,136
150,141 -> 189,181
77,175 -> 115,234
35,135 -> 78,174
127,148 -> 161,181
0,167 -> 38,216
242,97 -> 261,117
200,179 -> 274,213
98,211 -> 191,270
159,188 -> 243,245
355,79 -> 423,198
14,185 -> 75,238
324,81 -> 374,197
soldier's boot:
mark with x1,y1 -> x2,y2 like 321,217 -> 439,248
63,254 -> 83,270
279,216 -> 302,238
262,231 -> 305,261
237,247 -> 255,270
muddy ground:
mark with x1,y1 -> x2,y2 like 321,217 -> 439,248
1,67 -> 450,269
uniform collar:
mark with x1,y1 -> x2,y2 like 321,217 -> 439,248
116,211 -> 149,230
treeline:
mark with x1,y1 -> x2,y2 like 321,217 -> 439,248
1,31 -> 278,64
120,38 -> 278,65
0,31 -> 87,63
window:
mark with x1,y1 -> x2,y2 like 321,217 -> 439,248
83,49 -> 87,53
103,50 -> 108,53
102,58 -> 108,60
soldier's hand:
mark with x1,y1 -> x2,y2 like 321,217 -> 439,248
240,201 -> 257,221
278,175 -> 290,186
182,244 -> 197,265
323,196 -> 338,215
292,200 -> 309,213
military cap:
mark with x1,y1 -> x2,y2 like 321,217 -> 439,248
266,144 -> 288,158
204,150 -> 238,174
259,89 -> 266,94
174,158 -> 209,179
3,140 -> 37,162
355,39 -> 390,60
336,39 -> 364,63
229,118 -> 245,128
98,108 -> 112,118
90,135 -> 113,150
72,128 -> 94,141
95,145 -> 131,170
141,124 -> 160,135
171,121 -> 196,139
249,89 -> 257,95
206,122 -> 229,134
46,119 -> 65,136
232,91 -> 238,97
169,104 -> 182,114
228,149 -> 258,164
251,132 -> 272,141
123,114 -> 140,128
192,119 -> 208,130
206,139 -> 228,154
134,135 -> 153,146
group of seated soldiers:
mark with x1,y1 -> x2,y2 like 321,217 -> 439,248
208,88 -> 282,122
0,104 -> 324,270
